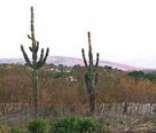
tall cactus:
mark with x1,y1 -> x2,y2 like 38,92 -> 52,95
20,6 -> 50,118
81,32 -> 99,115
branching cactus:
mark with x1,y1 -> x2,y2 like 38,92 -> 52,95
81,32 -> 99,115
20,6 -> 50,118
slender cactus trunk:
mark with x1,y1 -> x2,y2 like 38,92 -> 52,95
89,89 -> 96,114
32,69 -> 39,118
87,74 -> 96,115
91,81 -> 96,114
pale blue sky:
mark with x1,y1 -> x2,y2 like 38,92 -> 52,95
0,0 -> 156,68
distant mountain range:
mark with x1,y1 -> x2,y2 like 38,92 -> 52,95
0,56 -> 142,71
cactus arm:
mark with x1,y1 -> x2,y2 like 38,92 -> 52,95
38,48 -> 44,63
36,48 -> 44,69
27,34 -> 32,40
36,47 -> 49,69
95,53 -> 99,68
81,48 -> 88,67
35,41 -> 39,53
29,46 -> 33,52
20,45 -> 32,67
42,47 -> 49,64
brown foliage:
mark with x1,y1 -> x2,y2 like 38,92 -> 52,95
0,65 -> 156,115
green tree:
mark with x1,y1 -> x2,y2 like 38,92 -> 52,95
128,71 -> 144,79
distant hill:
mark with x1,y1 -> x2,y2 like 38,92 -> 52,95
0,56 -> 140,71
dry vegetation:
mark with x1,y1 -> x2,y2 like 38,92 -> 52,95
0,64 -> 156,114
0,64 -> 156,132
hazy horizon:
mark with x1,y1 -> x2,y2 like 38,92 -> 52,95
0,0 -> 156,68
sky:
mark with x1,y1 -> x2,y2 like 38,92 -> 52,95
0,0 -> 156,68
